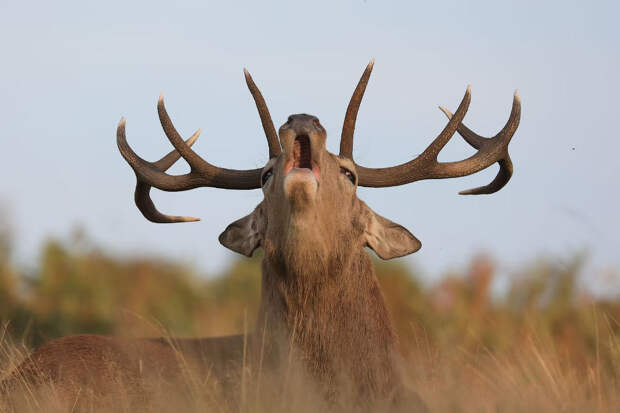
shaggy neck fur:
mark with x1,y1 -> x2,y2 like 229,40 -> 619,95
257,218 -> 401,400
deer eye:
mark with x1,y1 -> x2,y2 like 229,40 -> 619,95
340,167 -> 356,185
261,169 -> 273,186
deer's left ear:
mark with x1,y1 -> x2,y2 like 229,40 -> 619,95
362,202 -> 422,260
219,204 -> 266,257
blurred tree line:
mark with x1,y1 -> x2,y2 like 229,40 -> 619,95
0,225 -> 618,373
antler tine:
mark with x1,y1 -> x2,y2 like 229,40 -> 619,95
438,105 -> 487,149
420,85 -> 472,159
340,59 -> 375,159
156,95 -> 262,189
117,118 -> 201,223
439,90 -> 521,148
152,128 -> 200,170
458,157 -> 513,195
118,98 -> 262,191
117,95 -> 265,222
157,94 -> 209,174
438,91 -> 521,194
499,91 -> 521,143
136,129 -> 202,223
134,182 -> 199,223
117,117 -> 202,192
356,86 -> 471,187
356,87 -> 520,193
244,69 -> 281,158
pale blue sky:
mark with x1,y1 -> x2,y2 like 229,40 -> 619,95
0,1 -> 618,291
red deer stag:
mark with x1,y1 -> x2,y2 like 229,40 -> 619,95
1,61 -> 520,411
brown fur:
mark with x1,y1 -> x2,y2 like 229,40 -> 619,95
2,115 -> 426,411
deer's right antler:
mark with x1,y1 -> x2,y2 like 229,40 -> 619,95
117,70 -> 279,222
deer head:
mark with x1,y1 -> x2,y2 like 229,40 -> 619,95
117,60 -> 520,266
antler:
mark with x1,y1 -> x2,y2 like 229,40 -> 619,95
132,130 -> 202,223
341,62 -> 520,194
436,95 -> 519,194
118,69 -> 279,222
340,59 -> 374,159
244,69 -> 282,158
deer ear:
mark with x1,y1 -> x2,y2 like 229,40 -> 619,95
218,205 -> 266,257
363,204 -> 422,260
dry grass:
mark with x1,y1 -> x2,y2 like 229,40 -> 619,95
1,235 -> 619,411
1,316 -> 619,413
408,324 -> 620,412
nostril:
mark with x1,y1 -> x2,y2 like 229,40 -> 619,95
312,118 -> 323,130
287,116 -> 294,124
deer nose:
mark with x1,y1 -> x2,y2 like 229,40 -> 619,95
279,114 -> 326,156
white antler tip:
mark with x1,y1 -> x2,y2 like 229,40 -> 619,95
119,117 -> 126,126
466,84 -> 472,93
368,58 -> 375,68
438,106 -> 452,118
514,90 -> 520,101
158,92 -> 164,103
186,129 -> 201,146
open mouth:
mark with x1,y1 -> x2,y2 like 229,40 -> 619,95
284,134 -> 320,182
292,135 -> 312,169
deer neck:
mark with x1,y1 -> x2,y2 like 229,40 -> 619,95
256,238 -> 401,392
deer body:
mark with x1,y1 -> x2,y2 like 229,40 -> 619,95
4,253 -> 403,408
2,61 -> 520,411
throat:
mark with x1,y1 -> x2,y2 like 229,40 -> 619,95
256,251 -> 401,395
292,135 -> 312,169
258,250 -> 399,357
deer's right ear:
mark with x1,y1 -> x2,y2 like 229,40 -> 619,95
218,205 -> 266,257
